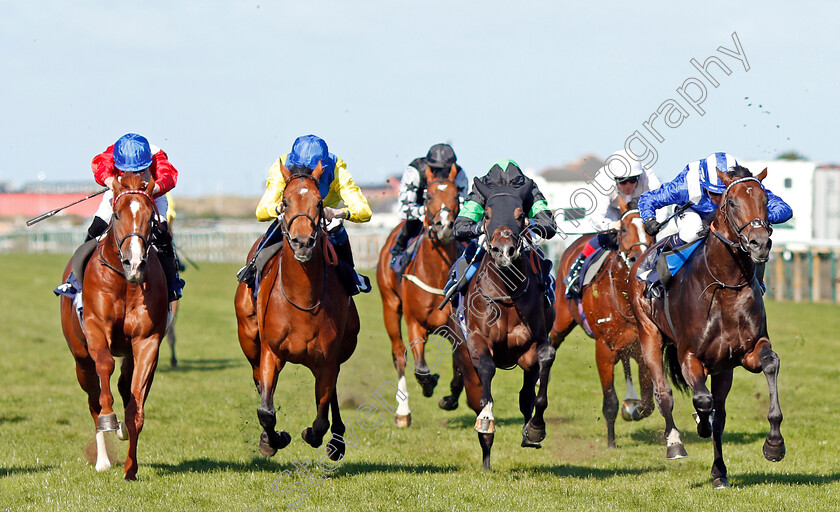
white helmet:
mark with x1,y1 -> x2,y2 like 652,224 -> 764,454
603,149 -> 644,181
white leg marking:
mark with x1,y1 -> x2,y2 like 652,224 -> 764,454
395,375 -> 410,416
624,374 -> 640,401
94,431 -> 111,471
666,429 -> 683,447
477,401 -> 495,421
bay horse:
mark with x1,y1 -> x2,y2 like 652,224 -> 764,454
59,172 -> 169,480
550,196 -> 655,447
234,162 -> 359,462
376,165 -> 460,426
629,168 -> 785,488
448,179 -> 556,469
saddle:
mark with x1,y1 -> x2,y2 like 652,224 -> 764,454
390,233 -> 422,276
565,247 -> 610,299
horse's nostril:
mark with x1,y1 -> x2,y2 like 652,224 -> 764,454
122,259 -> 131,267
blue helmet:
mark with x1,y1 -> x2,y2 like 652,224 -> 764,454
286,134 -> 336,173
113,133 -> 153,173
699,152 -> 739,194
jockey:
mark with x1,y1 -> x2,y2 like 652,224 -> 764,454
238,134 -> 373,295
564,150 -> 662,297
638,151 -> 793,296
389,143 -> 468,269
58,133 -> 183,302
447,159 -> 557,304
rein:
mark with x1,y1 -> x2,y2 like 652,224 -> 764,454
715,177 -> 773,253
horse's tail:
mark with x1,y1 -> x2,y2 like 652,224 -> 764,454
663,344 -> 689,395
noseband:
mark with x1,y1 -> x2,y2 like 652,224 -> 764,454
616,209 -> 648,268
714,177 -> 773,252
279,174 -> 324,248
104,189 -> 157,276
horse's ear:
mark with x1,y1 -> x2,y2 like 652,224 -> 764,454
144,176 -> 155,196
311,161 -> 324,181
113,175 -> 125,194
447,164 -> 458,183
716,169 -> 735,186
280,159 -> 292,183
756,167 -> 768,182
472,177 -> 492,201
424,166 -> 435,185
616,193 -> 629,214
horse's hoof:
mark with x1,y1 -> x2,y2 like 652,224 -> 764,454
116,421 -> 128,441
276,430 -> 292,450
713,477 -> 731,489
520,434 -> 542,449
394,413 -> 412,428
420,373 -> 440,398
523,421 -> 546,444
438,396 -> 459,411
96,413 -> 119,432
474,418 -> 495,434
171,358 -> 178,368
666,443 -> 688,459
326,435 -> 345,461
620,399 -> 643,421
94,459 -> 111,472
763,439 -> 786,462
259,431 -> 278,457
692,411 -> 713,438
301,427 -> 323,448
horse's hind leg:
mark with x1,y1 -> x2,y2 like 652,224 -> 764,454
326,390 -> 346,462
116,357 -> 134,441
595,338 -> 620,447
523,340 -> 556,446
619,354 -> 644,422
745,339 -> 785,462
303,366 -> 338,449
87,338 -> 119,433
635,352 -> 655,419
74,355 -> 112,471
519,367 -> 540,448
407,323 -> 439,398
256,348 -> 291,457
439,356 -> 463,411
710,370 -> 733,488
682,353 -> 713,439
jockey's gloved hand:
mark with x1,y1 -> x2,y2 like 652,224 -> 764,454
644,218 -> 661,236
472,222 -> 484,236
324,207 -> 346,222
609,220 -> 621,231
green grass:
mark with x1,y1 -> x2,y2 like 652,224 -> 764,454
1,252 -> 839,511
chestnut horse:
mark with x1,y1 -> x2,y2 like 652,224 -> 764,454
235,162 -> 359,462
550,196 -> 655,447
448,180 -> 556,469
629,168 -> 785,488
376,165 -> 460,426
59,172 -> 168,480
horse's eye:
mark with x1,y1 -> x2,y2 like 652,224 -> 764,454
113,212 -> 119,220
727,199 -> 736,208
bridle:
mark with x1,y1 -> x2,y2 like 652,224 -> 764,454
615,209 -> 648,269
278,174 -> 324,249
423,178 -> 457,241
101,189 -> 158,277
713,177 -> 773,253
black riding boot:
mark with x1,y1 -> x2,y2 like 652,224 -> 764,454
332,240 -> 371,295
84,217 -> 109,242
153,222 -> 184,302
564,254 -> 587,297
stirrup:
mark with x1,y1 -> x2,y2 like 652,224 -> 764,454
237,262 -> 256,284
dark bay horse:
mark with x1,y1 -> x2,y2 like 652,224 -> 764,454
629,168 -> 785,488
235,162 -> 359,462
376,165 -> 460,426
550,196 -> 655,447
59,173 -> 169,480
448,180 -> 556,469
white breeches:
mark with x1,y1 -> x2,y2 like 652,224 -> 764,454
93,190 -> 168,224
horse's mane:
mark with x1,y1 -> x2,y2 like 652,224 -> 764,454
728,165 -> 752,178
120,172 -> 145,190
287,165 -> 315,177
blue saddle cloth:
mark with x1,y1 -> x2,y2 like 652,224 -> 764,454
637,236 -> 704,285
390,233 -> 423,276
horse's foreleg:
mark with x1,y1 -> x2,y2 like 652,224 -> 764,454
73,354 -> 111,471
116,357 -> 134,441
384,299 -> 411,426
745,338 -> 785,462
122,337 -> 160,481
682,352 -> 713,439
256,348 -> 289,457
638,324 -> 686,459
710,370 -> 733,488
407,323 -> 439,398
636,353 -> 655,419
519,367 -> 540,448
88,336 -> 118,433
474,352 -> 496,435
595,338 -> 619,447
524,340 -> 555,446
439,355 -> 463,411
303,366 -> 337,449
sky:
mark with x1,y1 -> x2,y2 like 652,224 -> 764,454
1,0 -> 838,197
